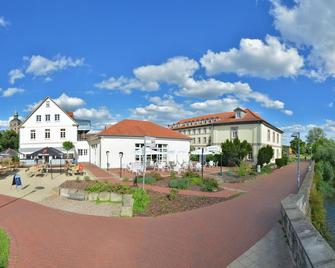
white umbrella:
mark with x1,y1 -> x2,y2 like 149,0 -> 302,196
134,147 -> 158,155
190,149 -> 213,155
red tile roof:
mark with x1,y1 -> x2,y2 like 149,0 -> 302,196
66,112 -> 74,118
98,119 -> 191,140
171,108 -> 283,133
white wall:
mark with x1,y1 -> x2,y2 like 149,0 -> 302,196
77,141 -> 90,162
91,136 -> 190,169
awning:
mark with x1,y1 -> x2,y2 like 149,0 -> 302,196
29,147 -> 64,159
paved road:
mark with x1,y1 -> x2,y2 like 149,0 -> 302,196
0,162 -> 308,268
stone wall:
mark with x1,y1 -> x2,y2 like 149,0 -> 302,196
281,162 -> 335,267
59,188 -> 134,217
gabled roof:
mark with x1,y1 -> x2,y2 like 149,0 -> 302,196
98,119 -> 191,140
171,108 -> 283,133
20,97 -> 78,127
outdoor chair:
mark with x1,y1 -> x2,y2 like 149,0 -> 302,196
195,162 -> 202,172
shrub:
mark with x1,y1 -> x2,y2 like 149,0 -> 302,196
170,171 -> 177,179
167,188 -> 179,200
201,178 -> 218,192
261,165 -> 272,174
257,145 -> 274,167
275,157 -> 288,168
146,171 -> 162,181
135,176 -> 156,185
132,188 -> 150,213
221,138 -> 253,166
0,229 -> 9,268
169,178 -> 189,189
190,177 -> 203,186
183,170 -> 200,178
85,182 -> 132,194
322,161 -> 334,182
235,161 -> 252,177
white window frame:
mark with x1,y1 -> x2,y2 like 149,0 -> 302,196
45,129 -> 50,139
36,115 -> 41,122
30,129 -> 36,140
60,128 -> 66,139
231,127 -> 238,139
55,114 -> 60,121
45,114 -> 50,122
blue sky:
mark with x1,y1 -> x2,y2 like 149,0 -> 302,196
0,0 -> 335,144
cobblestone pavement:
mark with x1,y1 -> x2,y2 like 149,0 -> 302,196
0,162 -> 307,268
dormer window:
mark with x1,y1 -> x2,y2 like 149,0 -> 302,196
236,111 -> 242,118
234,107 -> 245,119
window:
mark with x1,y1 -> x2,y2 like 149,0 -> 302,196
198,128 -> 201,134
236,111 -> 241,118
277,133 -> 280,144
247,152 -> 253,161
267,130 -> 271,142
45,129 -> 50,139
30,130 -> 36,140
55,114 -> 60,121
78,149 -> 88,156
46,101 -> 50,107
192,138 -> 195,144
203,128 -> 207,134
60,128 -> 66,138
193,129 -> 196,135
36,115 -> 41,122
45,114 -> 50,121
203,137 -> 207,144
198,137 -> 201,144
231,127 -> 238,139
272,131 -> 275,143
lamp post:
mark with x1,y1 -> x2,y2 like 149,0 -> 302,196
119,152 -> 123,178
291,132 -> 301,190
201,147 -> 204,180
106,151 -> 110,171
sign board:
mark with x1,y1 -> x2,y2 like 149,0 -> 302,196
145,136 -> 156,149
12,174 -> 22,187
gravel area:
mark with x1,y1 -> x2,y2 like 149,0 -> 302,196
40,194 -> 122,217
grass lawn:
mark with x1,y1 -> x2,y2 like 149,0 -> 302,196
0,229 -> 9,268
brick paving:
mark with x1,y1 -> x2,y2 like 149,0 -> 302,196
0,162 -> 308,268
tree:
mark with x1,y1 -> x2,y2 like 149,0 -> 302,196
290,137 -> 306,155
257,145 -> 274,166
62,141 -> 74,159
0,130 -> 19,150
221,138 -> 252,166
307,127 -> 325,145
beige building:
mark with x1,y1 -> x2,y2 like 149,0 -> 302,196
9,112 -> 22,134
170,107 -> 283,162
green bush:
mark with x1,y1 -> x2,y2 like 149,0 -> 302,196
132,188 -> 150,213
275,157 -> 288,168
235,161 -> 252,177
135,176 -> 156,185
167,188 -> 179,200
146,172 -> 162,181
322,161 -> 334,182
85,181 -> 132,194
190,177 -> 203,186
170,171 -> 177,179
183,170 -> 200,178
169,178 -> 189,189
261,165 -> 272,174
201,178 -> 219,192
0,229 -> 9,268
257,145 -> 274,167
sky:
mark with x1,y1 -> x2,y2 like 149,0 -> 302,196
1,0 -> 335,144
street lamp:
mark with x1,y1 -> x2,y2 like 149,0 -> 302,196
291,132 -> 301,190
119,152 -> 124,178
106,151 -> 110,170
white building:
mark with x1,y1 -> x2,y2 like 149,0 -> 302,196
19,97 -> 91,163
89,119 -> 191,169
170,107 -> 283,163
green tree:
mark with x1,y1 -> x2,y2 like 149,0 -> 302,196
290,137 -> 306,155
221,138 -> 252,166
62,141 -> 74,159
257,145 -> 274,166
307,127 -> 325,145
0,130 -> 19,150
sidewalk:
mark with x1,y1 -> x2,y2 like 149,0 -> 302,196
227,223 -> 295,268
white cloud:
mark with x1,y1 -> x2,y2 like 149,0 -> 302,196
271,0 -> 335,78
2,87 -> 24,97
131,95 -> 193,125
74,106 -> 116,130
0,119 -> 9,130
95,76 -> 158,94
201,35 -> 303,79
8,69 -> 25,84
283,109 -> 293,116
53,93 -> 85,111
25,55 -> 84,77
329,102 -> 334,108
190,97 -> 240,113
0,17 -> 9,28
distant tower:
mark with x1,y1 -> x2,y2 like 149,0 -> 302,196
9,111 -> 22,134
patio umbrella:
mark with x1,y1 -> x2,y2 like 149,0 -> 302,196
134,147 -> 158,155
30,147 -> 64,158
0,148 -> 18,158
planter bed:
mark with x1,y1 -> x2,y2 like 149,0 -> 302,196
135,190 -> 239,217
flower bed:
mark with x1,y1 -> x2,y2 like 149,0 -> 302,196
0,229 -> 9,268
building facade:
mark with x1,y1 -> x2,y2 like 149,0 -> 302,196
89,119 -> 191,169
9,112 -> 22,134
19,97 -> 91,163
170,107 -> 283,162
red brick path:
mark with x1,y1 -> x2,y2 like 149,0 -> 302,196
0,162 -> 308,268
